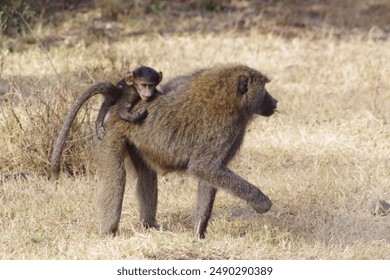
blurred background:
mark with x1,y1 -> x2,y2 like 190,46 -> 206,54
1,0 -> 389,51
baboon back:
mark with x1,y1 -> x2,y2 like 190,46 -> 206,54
108,65 -> 260,171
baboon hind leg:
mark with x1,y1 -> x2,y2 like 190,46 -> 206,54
194,180 -> 217,239
96,135 -> 127,236
127,143 -> 159,229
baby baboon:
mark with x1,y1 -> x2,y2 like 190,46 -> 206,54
96,64 -> 278,238
50,66 -> 162,180
96,66 -> 163,139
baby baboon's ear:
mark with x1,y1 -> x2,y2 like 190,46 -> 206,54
125,71 -> 134,85
237,75 -> 249,95
157,71 -> 163,85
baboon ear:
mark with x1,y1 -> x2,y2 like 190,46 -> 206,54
157,71 -> 163,85
237,75 -> 249,95
125,71 -> 134,85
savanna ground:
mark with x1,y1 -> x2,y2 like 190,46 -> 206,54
0,0 -> 389,259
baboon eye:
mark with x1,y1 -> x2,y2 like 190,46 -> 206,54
237,75 -> 248,95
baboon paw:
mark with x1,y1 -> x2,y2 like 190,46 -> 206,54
135,108 -> 148,121
197,232 -> 206,239
98,224 -> 118,237
252,197 -> 272,214
97,133 -> 104,140
143,221 -> 160,230
96,127 -> 106,140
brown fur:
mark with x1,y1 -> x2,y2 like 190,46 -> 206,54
96,64 -> 278,238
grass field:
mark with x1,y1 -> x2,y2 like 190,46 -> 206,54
1,3 -> 389,259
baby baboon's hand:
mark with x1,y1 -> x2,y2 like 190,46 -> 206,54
136,108 -> 148,121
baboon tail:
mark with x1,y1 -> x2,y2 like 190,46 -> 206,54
50,82 -> 118,180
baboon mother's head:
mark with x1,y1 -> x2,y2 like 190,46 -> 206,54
235,66 -> 278,117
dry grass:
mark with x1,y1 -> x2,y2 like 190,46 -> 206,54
1,23 -> 389,259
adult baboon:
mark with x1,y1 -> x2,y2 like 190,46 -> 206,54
96,64 -> 278,238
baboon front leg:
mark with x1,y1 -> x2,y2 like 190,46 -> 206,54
194,180 -> 217,239
127,143 -> 159,229
190,164 -> 272,215
96,135 -> 127,236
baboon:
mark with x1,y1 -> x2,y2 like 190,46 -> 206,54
96,66 -> 163,139
95,64 -> 278,238
50,66 -> 162,181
